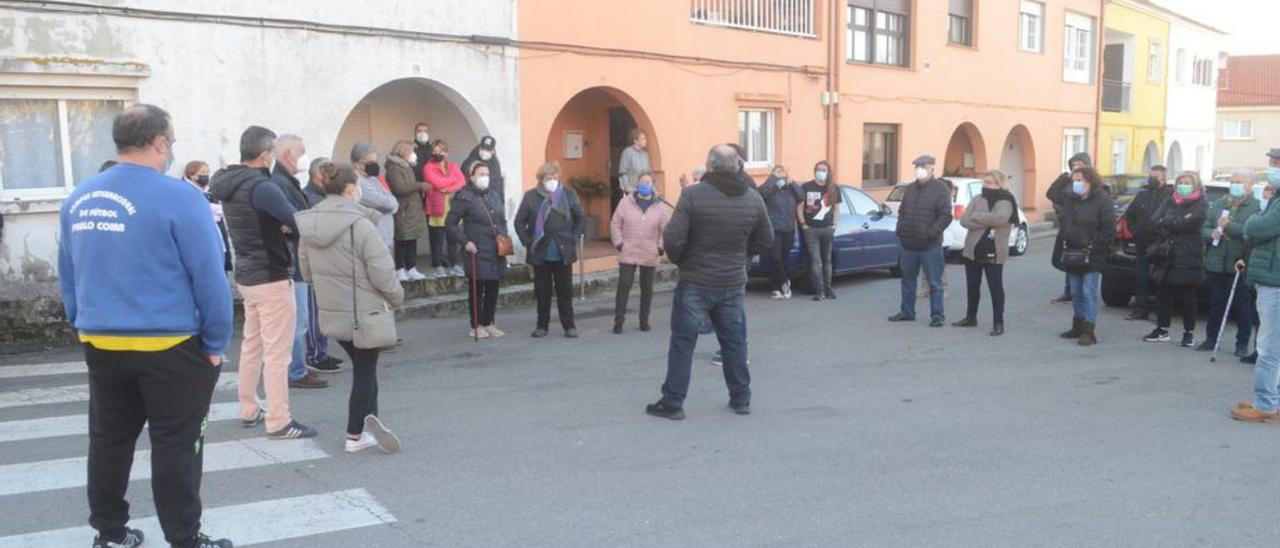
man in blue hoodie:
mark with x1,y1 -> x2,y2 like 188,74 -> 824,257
59,104 -> 234,548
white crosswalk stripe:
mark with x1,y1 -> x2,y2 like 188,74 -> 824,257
0,488 -> 396,547
0,361 -> 86,379
0,371 -> 236,409
0,401 -> 242,444
0,437 -> 328,497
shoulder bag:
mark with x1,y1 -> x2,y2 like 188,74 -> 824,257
480,194 -> 514,257
1060,239 -> 1092,270
349,227 -> 398,349
973,228 -> 998,264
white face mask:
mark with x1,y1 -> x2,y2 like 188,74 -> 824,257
815,170 -> 829,183
475,175 -> 491,190
479,150 -> 493,161
293,154 -> 309,175
915,167 -> 930,182
416,132 -> 430,144
543,178 -> 560,193
408,153 -> 418,166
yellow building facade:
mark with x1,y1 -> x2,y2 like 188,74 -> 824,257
1098,0 -> 1170,179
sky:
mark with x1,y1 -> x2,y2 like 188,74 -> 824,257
1152,0 -> 1280,55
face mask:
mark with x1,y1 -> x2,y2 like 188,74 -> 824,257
774,177 -> 786,187
637,183 -> 654,197
293,154 -> 309,175
408,154 -> 418,166
915,167 -> 929,182
195,175 -> 210,187
474,175 -> 490,190
432,153 -> 446,163
1072,180 -> 1087,196
1268,167 -> 1280,185
265,155 -> 276,176
543,178 -> 560,193
1176,184 -> 1194,197
1148,176 -> 1161,187
1230,183 -> 1246,198
479,150 -> 493,161
365,162 -> 381,178
815,170 -> 829,183
416,132 -> 429,144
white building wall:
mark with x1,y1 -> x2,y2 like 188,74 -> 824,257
0,1 -> 520,297
1163,21 -> 1224,180
1216,107 -> 1280,173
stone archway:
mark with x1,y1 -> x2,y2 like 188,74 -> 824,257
543,86 -> 661,247
334,78 -> 490,169
1142,141 -> 1160,172
998,125 -> 1036,204
943,122 -> 988,178
1167,141 -> 1184,174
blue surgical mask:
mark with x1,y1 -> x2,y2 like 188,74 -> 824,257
774,178 -> 786,188
815,170 -> 829,183
1071,180 -> 1086,196
636,183 -> 653,198
1230,183 -> 1245,198
1268,167 -> 1280,185
1176,184 -> 1194,197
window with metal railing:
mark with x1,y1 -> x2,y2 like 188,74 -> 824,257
1101,79 -> 1132,112
690,0 -> 816,37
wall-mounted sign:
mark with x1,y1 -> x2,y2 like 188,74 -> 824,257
563,131 -> 584,160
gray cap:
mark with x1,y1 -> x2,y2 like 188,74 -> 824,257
912,154 -> 937,167
1267,148 -> 1280,161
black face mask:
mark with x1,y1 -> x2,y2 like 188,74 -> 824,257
432,153 -> 446,163
1149,176 -> 1161,187
365,162 -> 381,177
195,175 -> 210,186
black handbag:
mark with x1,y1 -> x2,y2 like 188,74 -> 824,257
1060,241 -> 1092,269
973,228 -> 997,264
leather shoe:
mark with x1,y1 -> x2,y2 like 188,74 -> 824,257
564,328 -> 579,338
929,318 -> 945,328
730,402 -> 751,415
887,313 -> 915,322
289,373 -> 328,389
990,323 -> 1004,336
531,328 -> 548,338
951,317 -> 977,328
1230,406 -> 1280,423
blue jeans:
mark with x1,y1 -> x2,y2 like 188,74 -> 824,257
662,282 -> 750,408
305,285 -> 330,364
1252,286 -> 1280,412
899,244 -> 945,321
288,280 -> 309,382
1068,271 -> 1101,323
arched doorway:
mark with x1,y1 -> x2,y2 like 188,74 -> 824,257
334,78 -> 490,172
944,123 -> 988,178
998,125 -> 1036,204
1167,141 -> 1183,174
1142,141 -> 1160,171
544,86 -> 660,247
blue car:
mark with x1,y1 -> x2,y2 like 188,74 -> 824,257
750,184 -> 902,291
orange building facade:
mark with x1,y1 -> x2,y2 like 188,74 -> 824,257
518,1 -> 1103,240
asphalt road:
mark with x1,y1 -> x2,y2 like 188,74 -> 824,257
3,239 -> 1278,547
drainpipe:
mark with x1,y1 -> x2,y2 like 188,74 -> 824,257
825,0 -> 841,174
1094,0 -> 1107,164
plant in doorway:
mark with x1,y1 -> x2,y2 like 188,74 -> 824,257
569,175 -> 609,240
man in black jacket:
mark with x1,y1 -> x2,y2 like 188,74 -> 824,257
889,155 -> 953,327
1048,152 -> 1093,302
1122,165 -> 1170,320
412,122 -> 431,183
646,144 -> 773,420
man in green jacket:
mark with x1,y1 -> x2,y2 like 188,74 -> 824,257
1198,169 -> 1262,354
1232,148 -> 1280,422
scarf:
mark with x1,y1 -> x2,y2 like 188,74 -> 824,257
980,187 -> 1020,225
1172,190 -> 1202,206
635,193 -> 654,212
533,187 -> 568,246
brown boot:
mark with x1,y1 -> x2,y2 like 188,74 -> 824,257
1230,406 -> 1280,423
1060,317 -> 1083,339
1077,321 -> 1097,346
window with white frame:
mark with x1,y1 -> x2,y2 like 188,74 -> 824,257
1019,1 -> 1044,53
847,0 -> 911,67
1063,12 -> 1095,84
948,0 -> 973,47
1224,120 -> 1254,140
1148,41 -> 1162,83
737,108 -> 775,168
1111,137 -> 1128,175
0,98 -> 125,199
1175,48 -> 1187,83
1192,57 -> 1215,86
1062,128 -> 1089,171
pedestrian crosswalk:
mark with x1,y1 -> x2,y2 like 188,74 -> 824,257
0,359 -> 398,546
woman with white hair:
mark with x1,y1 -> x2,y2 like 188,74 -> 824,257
952,170 -> 1018,336
1199,169 -> 1262,355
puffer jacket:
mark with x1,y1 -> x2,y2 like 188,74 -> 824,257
514,186 -> 586,265
1203,195 -> 1261,274
1246,199 -> 1280,287
1124,181 -> 1173,243
1052,189 -> 1116,273
758,175 -> 803,234
611,194 -> 672,268
358,174 -> 398,248
895,178 -> 953,251
385,155 -> 427,242
424,160 -> 465,218
445,184 -> 509,281
295,196 -> 404,343
662,171 -> 773,287
209,165 -> 293,286
1151,193 -> 1208,286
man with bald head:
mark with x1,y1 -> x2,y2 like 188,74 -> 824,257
647,144 -> 773,420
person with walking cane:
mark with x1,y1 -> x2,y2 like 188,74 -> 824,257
1199,169 -> 1260,355
446,162 -> 510,339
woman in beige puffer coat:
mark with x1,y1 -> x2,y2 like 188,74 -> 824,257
297,163 -> 405,455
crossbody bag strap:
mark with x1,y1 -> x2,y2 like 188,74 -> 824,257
350,226 -> 358,330
479,193 -> 502,239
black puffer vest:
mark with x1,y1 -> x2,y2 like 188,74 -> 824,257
210,165 -> 292,286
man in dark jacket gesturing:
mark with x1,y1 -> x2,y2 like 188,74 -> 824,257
646,144 -> 773,420
1122,165 -> 1170,320
889,155 -> 953,327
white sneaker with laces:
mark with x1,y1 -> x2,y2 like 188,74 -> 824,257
364,414 -> 401,454
432,266 -> 448,278
344,432 -> 377,453
396,269 -> 409,282
450,265 -> 466,277
406,268 -> 428,281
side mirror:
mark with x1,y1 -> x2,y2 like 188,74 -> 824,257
876,203 -> 892,217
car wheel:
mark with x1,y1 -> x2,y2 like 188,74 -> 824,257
1011,225 -> 1029,256
1101,274 -> 1132,308
889,260 -> 903,278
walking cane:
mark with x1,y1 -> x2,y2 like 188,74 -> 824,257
578,234 -> 586,301
1210,266 -> 1244,363
470,252 -> 479,343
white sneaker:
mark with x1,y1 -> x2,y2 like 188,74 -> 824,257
432,266 -> 448,278
406,268 -> 428,281
396,269 -> 409,282
771,290 -> 785,300
450,265 -> 466,278
344,432 -> 377,453
364,414 -> 401,454
782,282 -> 793,299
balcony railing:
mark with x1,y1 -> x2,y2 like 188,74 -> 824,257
1102,79 -> 1132,113
690,0 -> 815,37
